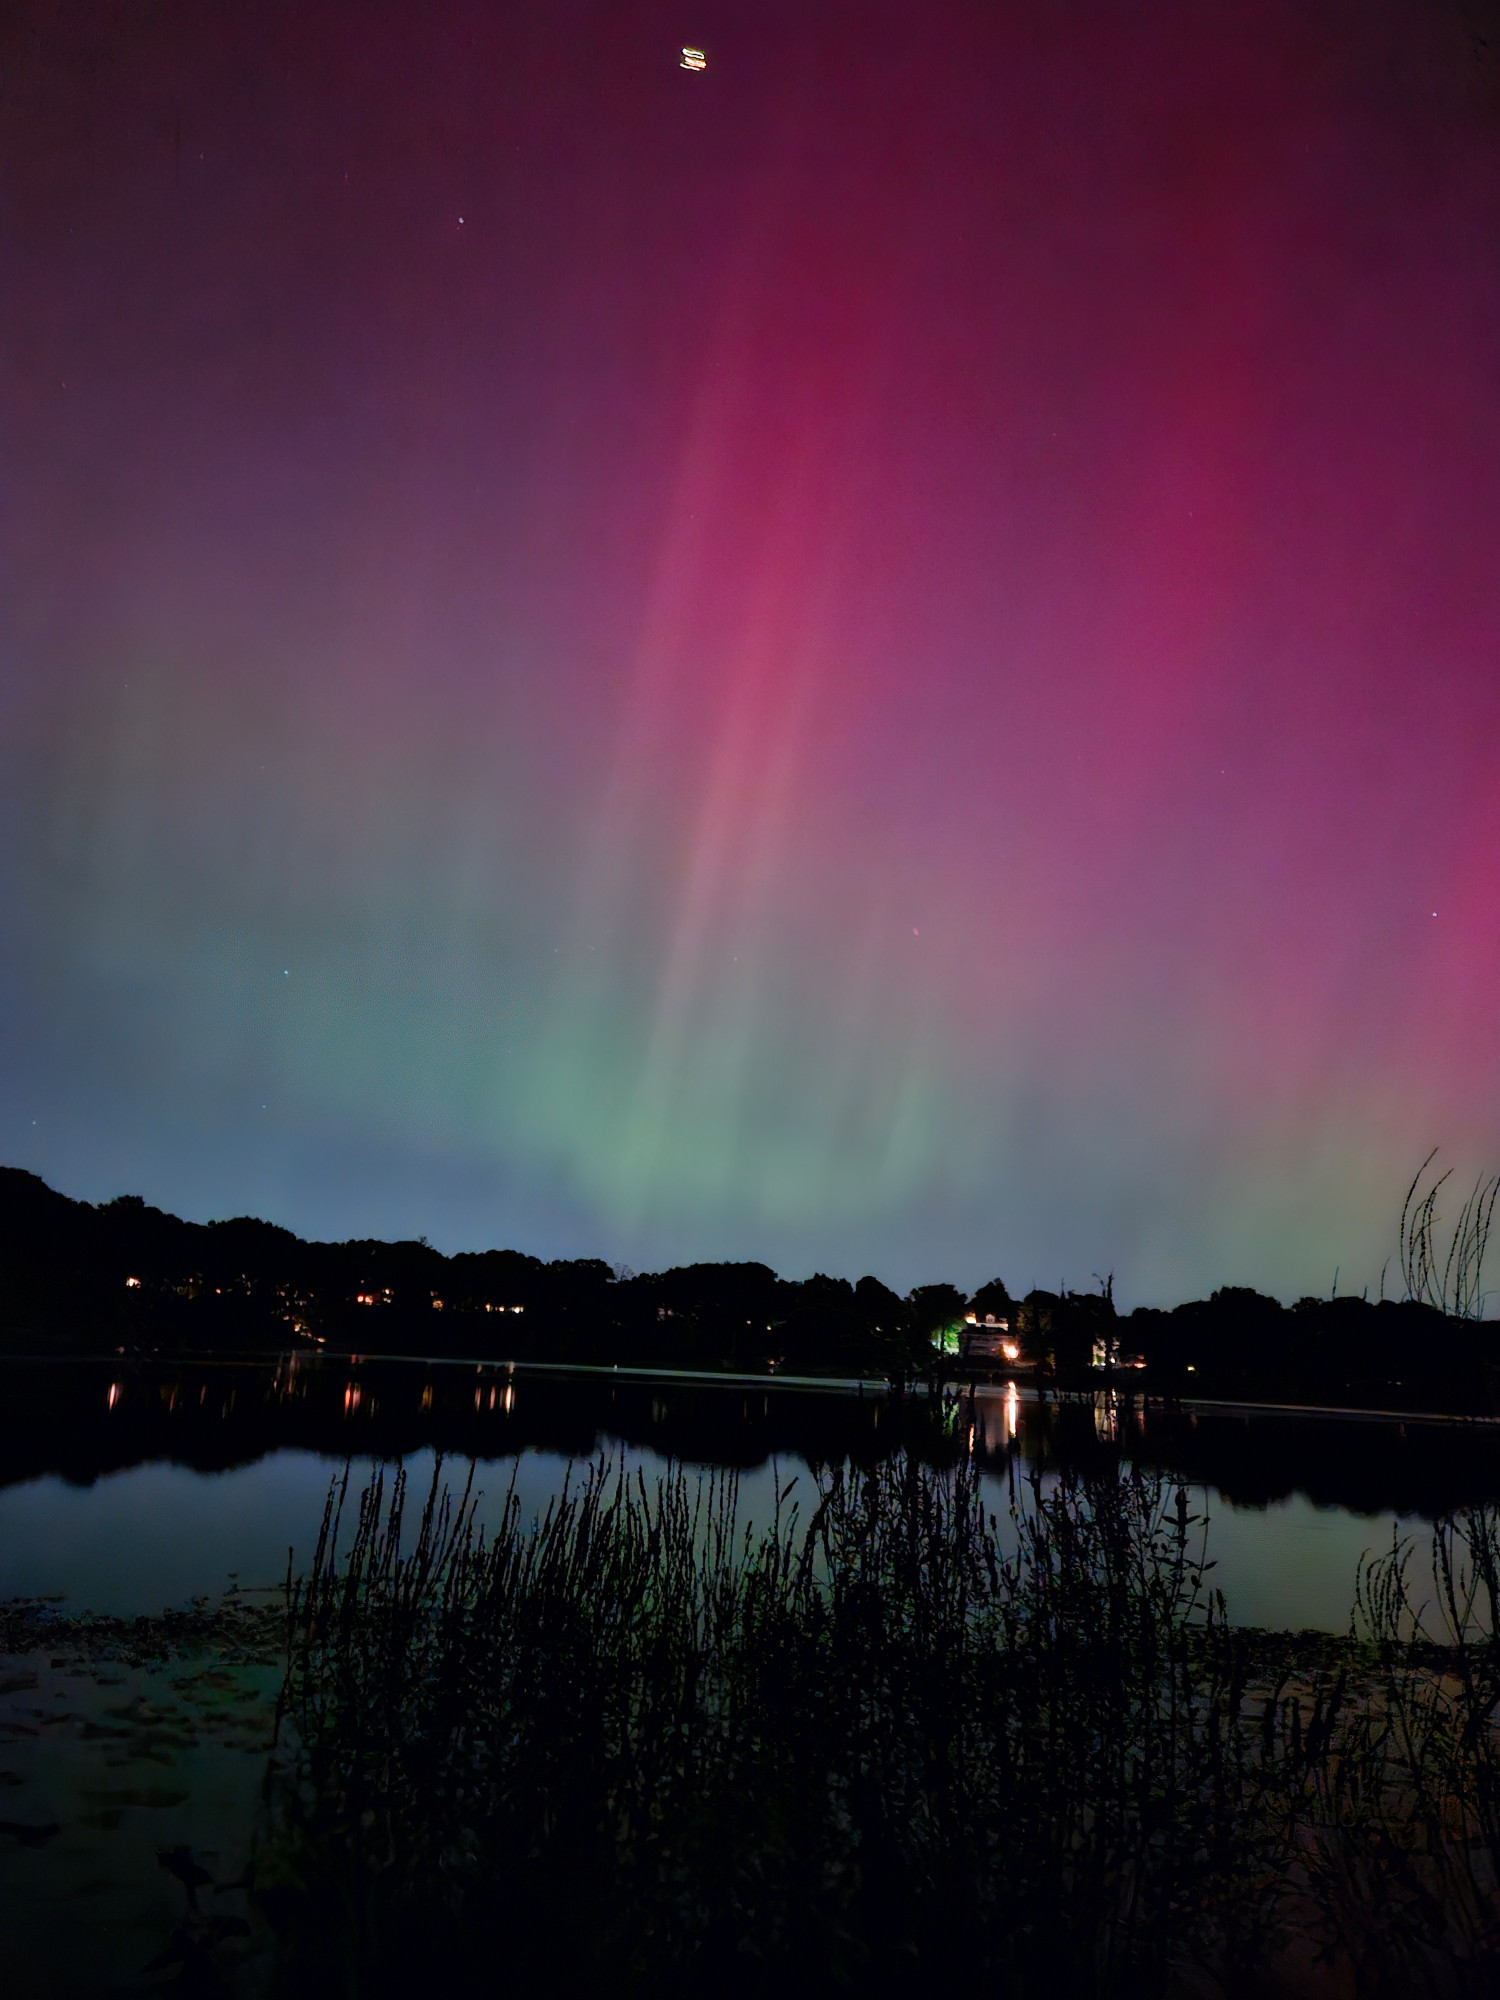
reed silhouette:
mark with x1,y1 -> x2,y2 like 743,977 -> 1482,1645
256,1451 -> 1500,1996
1400,1148 -> 1500,1322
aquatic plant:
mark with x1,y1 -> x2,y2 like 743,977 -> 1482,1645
261,1451 -> 1500,1997
1400,1149 -> 1500,1321
1289,1505 -> 1500,1996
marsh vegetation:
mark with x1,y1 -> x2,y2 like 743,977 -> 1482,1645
260,1452 -> 1500,1998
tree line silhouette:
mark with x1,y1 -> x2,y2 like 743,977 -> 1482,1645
0,1162 -> 1495,1410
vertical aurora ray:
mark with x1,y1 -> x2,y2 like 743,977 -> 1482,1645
518,237 -> 962,1231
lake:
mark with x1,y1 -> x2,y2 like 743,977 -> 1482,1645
4,1353 -> 1500,1630
5,1353 -> 1500,1994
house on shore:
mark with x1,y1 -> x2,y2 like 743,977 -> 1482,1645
961,1312 -> 1022,1363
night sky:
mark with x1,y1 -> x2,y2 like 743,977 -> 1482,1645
4,0 -> 1500,1303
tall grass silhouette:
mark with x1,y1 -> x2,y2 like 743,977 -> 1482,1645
262,1452 -> 1500,1997
1400,1149 -> 1500,1320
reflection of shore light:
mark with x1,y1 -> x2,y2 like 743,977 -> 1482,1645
680,46 -> 706,70
344,1382 -> 361,1413
1005,1381 -> 1019,1438
107,1381 -> 121,1410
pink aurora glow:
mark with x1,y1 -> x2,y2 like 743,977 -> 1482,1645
3,0 -> 1499,1300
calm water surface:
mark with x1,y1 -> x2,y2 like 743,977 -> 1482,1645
5,1355 -> 1500,1993
5,1355 -> 1500,1630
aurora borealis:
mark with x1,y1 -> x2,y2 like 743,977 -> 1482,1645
3,0 -> 1499,1303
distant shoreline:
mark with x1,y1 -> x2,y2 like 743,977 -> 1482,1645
5,1163 -> 1499,1419
7,1345 -> 1500,1427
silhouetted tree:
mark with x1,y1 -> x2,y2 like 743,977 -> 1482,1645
906,1282 -> 967,1352
967,1276 -> 1015,1321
